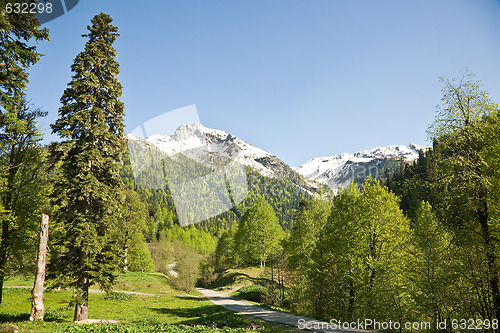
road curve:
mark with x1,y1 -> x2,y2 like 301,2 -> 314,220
196,287 -> 374,333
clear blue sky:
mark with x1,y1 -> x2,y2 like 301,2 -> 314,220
27,0 -> 500,167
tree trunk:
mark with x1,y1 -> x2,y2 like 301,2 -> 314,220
124,244 -> 128,272
74,250 -> 90,322
30,214 -> 49,321
0,219 -> 10,306
74,278 -> 89,321
478,207 -> 500,320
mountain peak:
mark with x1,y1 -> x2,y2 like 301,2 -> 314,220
295,143 -> 427,190
172,122 -> 207,141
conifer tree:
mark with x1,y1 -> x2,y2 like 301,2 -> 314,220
49,13 -> 125,321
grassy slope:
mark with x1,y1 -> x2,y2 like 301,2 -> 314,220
0,272 -> 293,333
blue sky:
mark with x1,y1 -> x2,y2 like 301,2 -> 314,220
28,0 -> 500,167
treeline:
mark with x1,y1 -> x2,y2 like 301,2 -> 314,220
210,70 -> 500,330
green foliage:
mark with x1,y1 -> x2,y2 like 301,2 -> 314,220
127,234 -> 155,273
120,190 -> 154,272
232,285 -> 265,303
104,292 -> 135,301
234,196 -> 285,267
0,99 -> 49,305
170,241 -> 203,292
285,198 -> 330,314
0,0 -> 49,113
161,225 -> 217,255
287,198 -> 330,269
311,179 -> 411,320
214,226 -> 238,271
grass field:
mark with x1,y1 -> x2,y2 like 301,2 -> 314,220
0,272 -> 294,333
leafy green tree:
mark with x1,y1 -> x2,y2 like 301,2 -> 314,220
287,198 -> 330,269
121,190 -> 150,271
286,198 -> 330,314
0,2 -> 49,306
427,69 -> 500,319
127,233 -> 154,272
311,179 -> 411,320
408,201 -> 455,322
0,100 -> 48,305
214,225 -> 238,270
48,13 -> 126,321
234,196 -> 285,267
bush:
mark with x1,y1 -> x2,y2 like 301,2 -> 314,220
198,255 -> 219,287
170,241 -> 202,292
234,284 -> 265,303
148,236 -> 174,274
104,292 -> 135,301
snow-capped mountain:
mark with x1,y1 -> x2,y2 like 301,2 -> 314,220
127,123 -> 426,193
295,144 -> 426,190
127,122 -> 303,180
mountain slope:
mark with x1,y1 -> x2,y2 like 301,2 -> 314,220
295,144 -> 425,190
128,122 -> 318,188
125,123 -> 322,228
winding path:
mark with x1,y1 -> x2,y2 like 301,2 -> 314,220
196,287 -> 374,333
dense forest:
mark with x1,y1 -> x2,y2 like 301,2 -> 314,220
2,6 -> 500,332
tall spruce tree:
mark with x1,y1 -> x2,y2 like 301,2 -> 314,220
49,13 -> 126,321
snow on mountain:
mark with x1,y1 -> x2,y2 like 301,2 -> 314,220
127,122 -> 293,178
295,144 -> 426,190
127,123 -> 426,193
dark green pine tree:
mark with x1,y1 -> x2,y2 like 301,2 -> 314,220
49,13 -> 126,322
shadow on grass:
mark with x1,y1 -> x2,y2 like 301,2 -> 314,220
0,311 -> 71,323
0,313 -> 30,323
173,295 -> 203,301
150,303 -> 249,328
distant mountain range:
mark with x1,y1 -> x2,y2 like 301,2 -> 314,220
127,123 -> 426,192
294,143 -> 424,190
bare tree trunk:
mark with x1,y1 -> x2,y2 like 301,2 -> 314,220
123,236 -> 128,272
124,246 -> 128,272
30,214 -> 49,321
0,220 -> 9,306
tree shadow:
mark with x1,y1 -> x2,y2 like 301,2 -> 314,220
0,313 -> 30,323
150,303 -> 249,328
